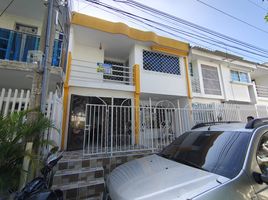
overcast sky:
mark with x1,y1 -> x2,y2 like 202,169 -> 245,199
71,0 -> 268,63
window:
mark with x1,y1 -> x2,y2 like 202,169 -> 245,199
159,131 -> 251,179
189,62 -> 194,76
231,70 -> 249,83
257,132 -> 268,174
201,65 -> 221,95
143,50 -> 180,75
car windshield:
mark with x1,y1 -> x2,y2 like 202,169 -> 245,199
159,131 -> 252,179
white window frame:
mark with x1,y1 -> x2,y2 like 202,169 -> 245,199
230,70 -> 250,83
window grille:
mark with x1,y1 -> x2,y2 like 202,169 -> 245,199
143,50 -> 180,75
201,65 -> 222,95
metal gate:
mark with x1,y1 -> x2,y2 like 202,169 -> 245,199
83,104 -> 134,155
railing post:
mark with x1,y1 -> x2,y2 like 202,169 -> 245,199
133,64 -> 140,145
149,98 -> 154,152
110,99 -> 114,156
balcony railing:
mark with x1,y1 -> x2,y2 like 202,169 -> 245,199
191,77 -> 201,93
71,59 -> 134,86
256,85 -> 268,98
0,27 -> 62,67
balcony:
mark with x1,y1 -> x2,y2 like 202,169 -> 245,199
256,85 -> 268,98
191,77 -> 201,93
0,27 -> 62,67
69,59 -> 134,91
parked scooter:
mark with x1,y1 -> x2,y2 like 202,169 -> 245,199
13,148 -> 63,200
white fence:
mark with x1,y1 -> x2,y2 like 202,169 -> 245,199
0,88 -> 63,147
83,103 -> 268,156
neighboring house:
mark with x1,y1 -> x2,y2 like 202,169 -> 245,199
189,47 -> 257,105
0,0 -> 70,147
251,63 -> 268,105
61,12 -> 190,152
0,0 -> 69,93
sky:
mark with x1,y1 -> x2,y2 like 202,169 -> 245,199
71,0 -> 268,63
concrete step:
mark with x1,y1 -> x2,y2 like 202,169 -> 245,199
53,167 -> 104,186
52,178 -> 104,200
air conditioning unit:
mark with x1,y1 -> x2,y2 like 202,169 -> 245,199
27,50 -> 43,64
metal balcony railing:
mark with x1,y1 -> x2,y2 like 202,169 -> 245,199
0,27 -> 62,67
256,85 -> 268,98
191,77 -> 201,93
71,59 -> 134,86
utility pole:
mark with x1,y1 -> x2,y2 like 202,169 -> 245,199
28,0 -> 55,115
40,0 -> 55,114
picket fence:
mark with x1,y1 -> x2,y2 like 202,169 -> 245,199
0,88 -> 63,147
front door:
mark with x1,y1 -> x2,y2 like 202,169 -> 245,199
67,95 -> 111,151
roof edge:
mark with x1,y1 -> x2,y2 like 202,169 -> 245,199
71,12 -> 189,53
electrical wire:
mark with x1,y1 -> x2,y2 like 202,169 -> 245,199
195,0 -> 268,35
123,0 -> 268,54
86,0 -> 268,61
246,0 -> 268,12
0,0 -> 16,17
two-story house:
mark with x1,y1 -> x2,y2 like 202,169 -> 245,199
189,47 -> 259,122
61,12 -> 190,153
0,0 -> 69,113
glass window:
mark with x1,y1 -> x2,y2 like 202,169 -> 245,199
231,70 -> 249,83
143,50 -> 180,75
239,72 -> 249,83
257,132 -> 268,174
231,70 -> 240,82
159,131 -> 252,179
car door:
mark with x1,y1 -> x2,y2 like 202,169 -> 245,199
249,130 -> 268,199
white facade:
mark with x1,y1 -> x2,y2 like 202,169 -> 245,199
190,47 -> 257,106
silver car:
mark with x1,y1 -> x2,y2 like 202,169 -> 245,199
106,119 -> 268,200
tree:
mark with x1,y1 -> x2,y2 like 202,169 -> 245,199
0,110 -> 56,196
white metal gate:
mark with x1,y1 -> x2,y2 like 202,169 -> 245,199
83,104 -> 134,155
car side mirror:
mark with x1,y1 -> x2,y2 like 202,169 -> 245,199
253,172 -> 268,184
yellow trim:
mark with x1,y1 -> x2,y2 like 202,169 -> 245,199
151,45 -> 189,57
133,64 -> 140,144
61,52 -> 72,150
184,57 -> 192,99
71,12 -> 189,52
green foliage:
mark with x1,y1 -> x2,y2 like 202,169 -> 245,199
265,14 -> 268,21
0,110 -> 55,195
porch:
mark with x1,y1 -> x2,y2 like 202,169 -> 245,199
0,27 -> 63,67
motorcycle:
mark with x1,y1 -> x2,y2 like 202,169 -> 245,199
13,148 -> 63,200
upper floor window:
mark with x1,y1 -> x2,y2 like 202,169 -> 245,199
143,50 -> 180,75
231,70 -> 249,83
201,65 -> 222,95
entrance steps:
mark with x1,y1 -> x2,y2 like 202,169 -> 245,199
52,150 -> 153,199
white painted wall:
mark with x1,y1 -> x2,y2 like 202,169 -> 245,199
222,64 -> 252,102
0,13 -> 43,35
134,44 -> 188,97
255,76 -> 268,86
191,58 -> 252,103
69,86 -> 134,99
69,40 -> 135,91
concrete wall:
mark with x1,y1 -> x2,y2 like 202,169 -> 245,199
0,13 -> 43,35
191,58 -> 252,104
134,45 -> 188,97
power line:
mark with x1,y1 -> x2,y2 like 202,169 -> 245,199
195,0 -> 268,35
0,0 -> 15,17
86,0 -> 267,62
118,0 -> 268,58
89,1 -> 268,59
123,0 -> 268,53
246,0 -> 268,12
